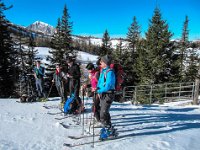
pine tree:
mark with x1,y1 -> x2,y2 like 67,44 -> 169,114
49,18 -> 64,64
126,16 -> 141,85
134,38 -> 149,83
49,4 -> 74,64
127,16 -> 141,53
61,4 -> 74,57
113,38 -> 124,63
185,43 -> 199,81
145,7 -> 176,84
14,34 -> 37,98
27,34 -> 37,70
0,1 -> 17,97
100,29 -> 112,56
179,16 -> 191,81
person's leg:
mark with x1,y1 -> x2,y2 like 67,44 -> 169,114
35,79 -> 41,97
100,94 -> 114,126
38,79 -> 44,97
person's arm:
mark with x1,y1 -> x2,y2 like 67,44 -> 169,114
60,71 -> 68,82
33,67 -> 37,78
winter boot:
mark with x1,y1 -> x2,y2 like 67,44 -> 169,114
99,126 -> 118,140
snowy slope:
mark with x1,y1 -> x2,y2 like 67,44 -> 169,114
0,98 -> 200,150
35,47 -> 98,65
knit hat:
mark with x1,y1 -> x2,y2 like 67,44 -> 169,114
101,55 -> 112,66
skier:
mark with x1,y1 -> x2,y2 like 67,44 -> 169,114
65,55 -> 82,113
33,60 -> 46,101
52,63 -> 68,104
83,62 -> 100,122
95,55 -> 116,128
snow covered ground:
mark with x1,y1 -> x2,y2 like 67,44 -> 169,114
1,98 -> 200,150
35,47 -> 98,65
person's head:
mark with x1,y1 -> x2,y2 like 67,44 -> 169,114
66,56 -> 75,66
100,55 -> 112,69
36,60 -> 41,67
86,62 -> 95,73
55,63 -> 61,71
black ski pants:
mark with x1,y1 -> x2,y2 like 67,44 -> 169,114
100,93 -> 114,126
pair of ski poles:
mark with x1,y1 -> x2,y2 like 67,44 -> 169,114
81,88 -> 95,147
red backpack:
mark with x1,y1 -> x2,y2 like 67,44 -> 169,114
110,63 -> 125,91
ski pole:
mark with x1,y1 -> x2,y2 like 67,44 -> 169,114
91,91 -> 96,148
46,82 -> 54,99
82,88 -> 85,135
89,92 -> 94,133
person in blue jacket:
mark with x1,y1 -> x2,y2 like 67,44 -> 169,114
96,55 -> 115,128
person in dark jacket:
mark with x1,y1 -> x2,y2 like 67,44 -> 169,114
66,56 -> 82,112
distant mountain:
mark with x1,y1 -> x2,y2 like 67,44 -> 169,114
26,21 -> 55,35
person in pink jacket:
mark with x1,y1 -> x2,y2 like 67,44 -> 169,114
84,62 -> 100,122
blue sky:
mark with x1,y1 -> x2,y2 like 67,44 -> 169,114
4,0 -> 200,40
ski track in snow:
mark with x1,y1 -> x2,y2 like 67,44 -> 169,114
0,98 -> 200,150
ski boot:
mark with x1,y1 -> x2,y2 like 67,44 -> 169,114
99,126 -> 118,141
20,94 -> 28,103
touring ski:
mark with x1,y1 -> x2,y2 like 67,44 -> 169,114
54,114 -> 73,120
68,134 -> 99,140
47,112 -> 63,115
60,122 -> 70,129
43,105 -> 59,109
63,135 -> 121,147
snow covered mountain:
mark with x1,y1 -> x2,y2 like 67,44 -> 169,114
26,21 -> 55,35
24,21 -> 128,48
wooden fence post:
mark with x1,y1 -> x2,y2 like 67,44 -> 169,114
193,64 -> 200,105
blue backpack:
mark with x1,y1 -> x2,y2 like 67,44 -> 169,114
63,94 -> 75,114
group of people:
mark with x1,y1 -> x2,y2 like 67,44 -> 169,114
33,54 -> 116,128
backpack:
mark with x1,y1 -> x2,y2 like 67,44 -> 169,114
104,64 -> 126,102
110,64 -> 125,91
63,94 -> 82,114
63,95 -> 75,114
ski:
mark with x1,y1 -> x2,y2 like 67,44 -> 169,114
60,122 -> 70,129
68,134 -> 99,140
54,114 -> 73,120
43,105 -> 60,109
63,135 -> 121,147
43,105 -> 51,109
47,112 -> 63,115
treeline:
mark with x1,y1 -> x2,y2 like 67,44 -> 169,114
102,9 -> 200,86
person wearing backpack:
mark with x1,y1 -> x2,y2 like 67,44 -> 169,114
96,55 -> 116,128
33,60 -> 46,100
65,55 -> 82,114
83,62 -> 100,122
